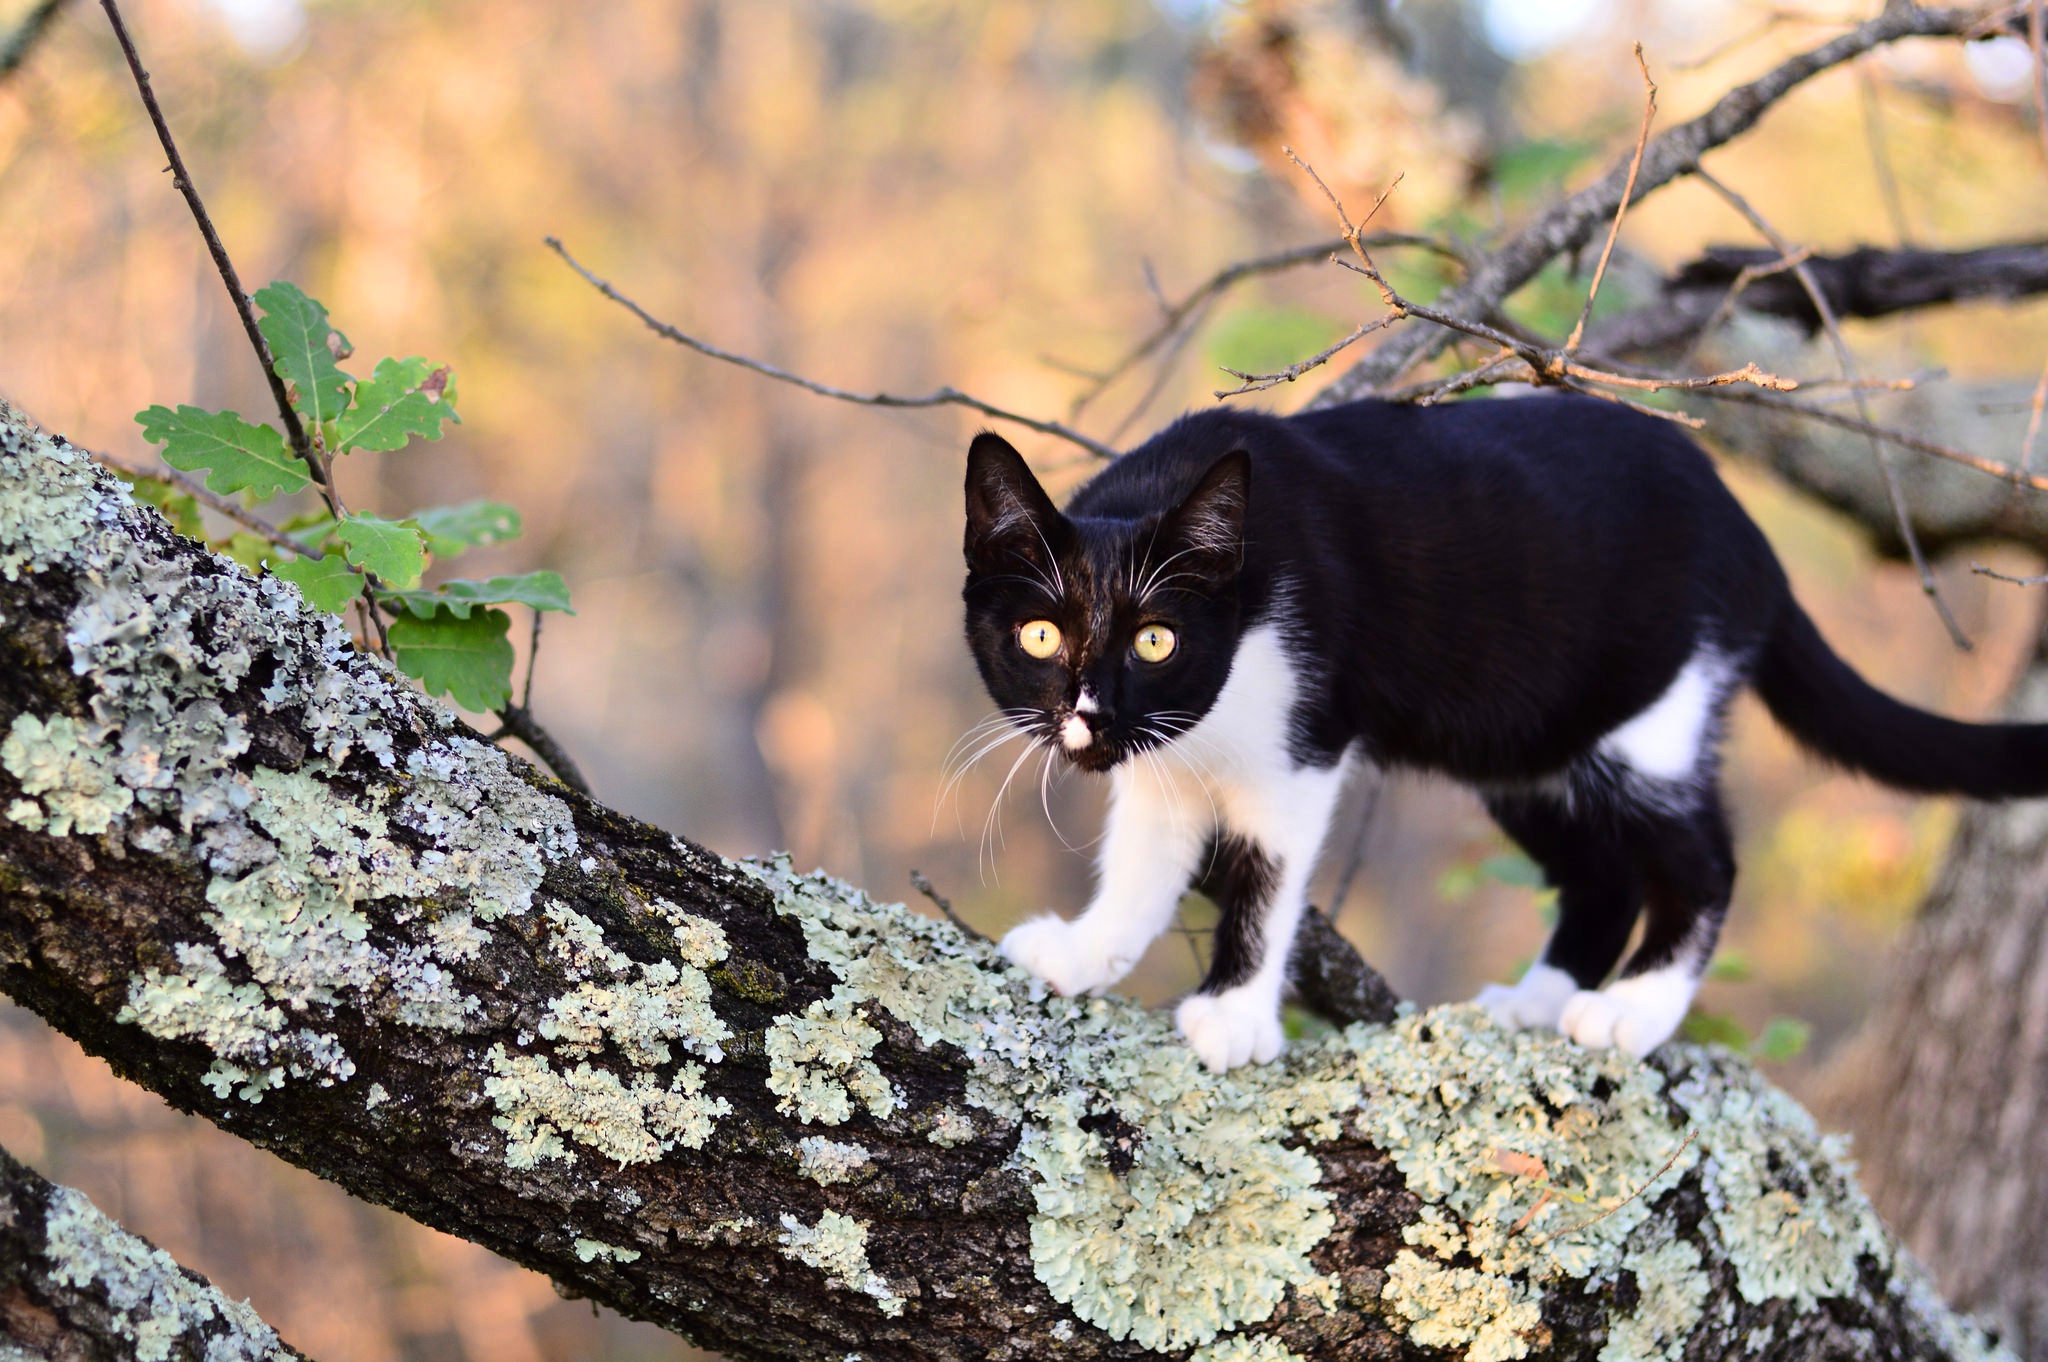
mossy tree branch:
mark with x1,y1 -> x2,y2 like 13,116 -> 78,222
0,401 -> 2013,1361
0,1141 -> 310,1361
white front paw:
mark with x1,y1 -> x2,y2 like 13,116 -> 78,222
1000,915 -> 1136,996
1474,962 -> 1578,1032
1557,972 -> 1692,1058
1175,988 -> 1285,1073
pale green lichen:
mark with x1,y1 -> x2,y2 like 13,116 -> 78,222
0,417 -> 581,1109
657,900 -> 729,967
2,712 -> 133,836
1599,1229 -> 1710,1362
765,997 -> 896,1126
1384,1249 -> 1544,1361
42,1183 -> 289,1361
926,1106 -> 976,1147
777,1210 -> 905,1316
538,959 -> 730,1066
572,1237 -> 641,1264
796,1135 -> 872,1186
483,1045 -> 727,1168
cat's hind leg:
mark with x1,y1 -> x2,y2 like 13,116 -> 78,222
1557,789 -> 1735,1058
1474,791 -> 1644,1032
1174,762 -> 1347,1072
1000,755 -> 1209,997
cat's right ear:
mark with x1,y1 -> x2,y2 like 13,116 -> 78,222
964,432 -> 1062,570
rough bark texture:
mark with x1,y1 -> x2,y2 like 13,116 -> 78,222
0,404 -> 2017,1362
0,1142 -> 307,1361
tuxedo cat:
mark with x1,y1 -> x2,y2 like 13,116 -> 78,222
962,394 -> 2048,1072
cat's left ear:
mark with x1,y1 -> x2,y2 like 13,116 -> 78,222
1160,449 -> 1250,573
964,431 -> 1064,570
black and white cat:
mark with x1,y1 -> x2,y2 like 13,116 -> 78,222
962,394 -> 2048,1072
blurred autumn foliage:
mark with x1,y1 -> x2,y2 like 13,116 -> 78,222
2,0 -> 2047,1356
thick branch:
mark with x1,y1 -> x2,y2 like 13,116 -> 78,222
1314,4 -> 2000,403
0,402 -> 2007,1360
0,1142 -> 308,1361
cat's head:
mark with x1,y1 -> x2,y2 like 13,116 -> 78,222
961,431 -> 1248,773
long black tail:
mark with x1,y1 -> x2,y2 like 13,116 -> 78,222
1753,601 -> 2048,798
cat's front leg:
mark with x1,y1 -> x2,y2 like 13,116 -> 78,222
1175,763 -> 1348,1072
1000,759 -> 1208,997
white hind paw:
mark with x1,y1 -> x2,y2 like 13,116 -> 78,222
1176,988 -> 1285,1073
1000,915 -> 1137,997
1474,963 -> 1578,1032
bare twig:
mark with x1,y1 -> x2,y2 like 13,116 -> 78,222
1543,1131 -> 1697,1241
1564,44 -> 1658,357
1323,767 -> 1384,927
98,0 -> 337,516
1065,234 -> 1463,426
0,0 -> 70,81
910,869 -> 988,943
489,704 -> 591,795
1673,7 -> 1843,72
1679,247 -> 1814,366
2022,352 -> 2048,477
1315,5 -> 2003,405
1214,318 -> 1397,396
85,449 -> 319,558
1972,562 -> 2048,586
1695,166 -> 1972,650
1855,59 -> 1917,246
2031,0 -> 2048,168
547,237 -> 1120,461
522,609 -> 543,711
1694,383 -> 2048,494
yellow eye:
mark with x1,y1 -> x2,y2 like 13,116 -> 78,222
1018,619 -> 1063,659
1133,624 -> 1177,663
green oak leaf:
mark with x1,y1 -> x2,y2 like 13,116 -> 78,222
268,552 -> 363,613
254,281 -> 353,429
1751,1017 -> 1812,1064
136,405 -> 307,500
336,513 -> 427,589
412,500 -> 522,557
382,571 -> 574,619
1679,1008 -> 1752,1051
333,356 -> 459,453
389,606 -> 514,712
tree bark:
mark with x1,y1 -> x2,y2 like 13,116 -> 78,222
0,402 -> 2017,1360
0,1141 -> 310,1361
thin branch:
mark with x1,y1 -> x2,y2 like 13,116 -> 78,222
0,0 -> 70,81
1694,166 -> 1972,650
1323,767 -> 1384,927
1855,59 -> 1917,247
1213,317 -> 1396,396
1689,381 -> 2048,493
910,868 -> 987,943
1972,562 -> 2048,585
1564,44 -> 1658,357
546,237 -> 1121,461
1316,4 -> 2005,404
488,703 -> 591,795
2031,0 -> 2048,168
1673,7 -> 1843,72
85,449 -> 318,557
97,0 -> 337,516
1542,1131 -> 1698,1241
2022,351 -> 2048,477
1679,247 -> 1813,366
1065,234 -> 1462,425
522,609 -> 543,710
1263,152 -> 1795,421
